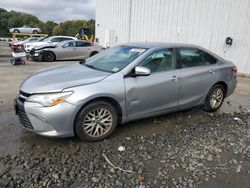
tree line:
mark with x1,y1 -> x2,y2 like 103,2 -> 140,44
0,8 -> 95,37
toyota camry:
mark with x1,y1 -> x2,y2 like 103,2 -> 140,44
15,43 -> 237,141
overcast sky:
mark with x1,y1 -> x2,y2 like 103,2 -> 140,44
1,0 -> 95,23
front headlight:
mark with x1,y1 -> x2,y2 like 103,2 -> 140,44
26,91 -> 73,107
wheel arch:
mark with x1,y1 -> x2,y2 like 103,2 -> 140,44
212,81 -> 228,96
89,51 -> 99,57
14,29 -> 20,33
73,96 -> 123,135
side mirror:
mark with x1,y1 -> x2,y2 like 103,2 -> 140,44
134,66 -> 151,76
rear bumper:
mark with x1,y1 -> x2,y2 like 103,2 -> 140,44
226,76 -> 238,97
15,97 -> 76,137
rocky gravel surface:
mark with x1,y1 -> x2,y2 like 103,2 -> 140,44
0,108 -> 249,188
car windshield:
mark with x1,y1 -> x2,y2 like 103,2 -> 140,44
43,37 -> 53,42
29,38 -> 38,41
37,37 -> 47,41
85,46 -> 147,73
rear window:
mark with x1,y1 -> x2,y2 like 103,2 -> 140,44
178,48 -> 217,68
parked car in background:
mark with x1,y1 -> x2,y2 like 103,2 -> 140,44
30,40 -> 103,62
9,25 -> 41,34
18,37 -> 40,45
24,36 -> 77,52
15,43 -> 237,141
9,37 -> 39,49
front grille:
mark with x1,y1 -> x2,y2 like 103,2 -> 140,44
18,107 -> 33,130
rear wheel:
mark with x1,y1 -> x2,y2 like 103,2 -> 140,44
42,51 -> 56,62
75,101 -> 118,141
33,30 -> 38,34
203,84 -> 225,112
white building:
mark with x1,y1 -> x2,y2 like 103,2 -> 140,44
96,0 -> 250,74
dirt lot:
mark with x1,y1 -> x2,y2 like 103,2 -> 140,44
0,41 -> 250,187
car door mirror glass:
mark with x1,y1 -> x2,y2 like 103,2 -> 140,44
134,66 -> 151,76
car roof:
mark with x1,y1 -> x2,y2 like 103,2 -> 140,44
123,42 -> 224,61
60,39 -> 89,43
51,36 -> 75,38
122,42 -> 201,49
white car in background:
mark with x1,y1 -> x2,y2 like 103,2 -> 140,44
9,25 -> 41,34
24,36 -> 77,52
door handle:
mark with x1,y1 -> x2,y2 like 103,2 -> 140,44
171,75 -> 180,81
209,69 -> 216,74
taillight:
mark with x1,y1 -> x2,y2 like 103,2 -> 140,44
231,66 -> 237,74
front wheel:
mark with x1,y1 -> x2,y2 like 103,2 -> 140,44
75,101 -> 118,141
42,51 -> 56,62
203,84 -> 225,112
33,30 -> 38,34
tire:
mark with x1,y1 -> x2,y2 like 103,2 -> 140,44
203,84 -> 225,112
90,51 -> 98,57
13,29 -> 20,33
33,30 -> 38,34
42,51 -> 56,62
75,101 -> 118,141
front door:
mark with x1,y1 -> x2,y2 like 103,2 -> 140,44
58,41 -> 77,60
75,41 -> 93,59
124,48 -> 181,119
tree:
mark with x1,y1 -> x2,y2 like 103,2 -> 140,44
0,8 -> 95,38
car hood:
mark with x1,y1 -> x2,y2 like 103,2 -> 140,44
32,42 -> 48,47
20,63 -> 112,93
34,45 -> 56,51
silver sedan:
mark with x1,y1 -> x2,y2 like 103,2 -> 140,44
9,25 -> 41,34
15,43 -> 237,141
30,40 -> 104,61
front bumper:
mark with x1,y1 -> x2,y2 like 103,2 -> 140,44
30,53 -> 43,61
15,96 -> 77,137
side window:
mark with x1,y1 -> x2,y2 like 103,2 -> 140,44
202,52 -> 218,65
50,37 -> 61,42
60,38 -> 72,42
77,41 -> 92,47
179,48 -> 205,68
65,41 -> 76,47
138,49 -> 175,73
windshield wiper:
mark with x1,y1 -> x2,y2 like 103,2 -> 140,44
80,60 -> 113,73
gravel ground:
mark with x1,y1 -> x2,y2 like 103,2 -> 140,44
0,41 -> 250,187
0,109 -> 250,188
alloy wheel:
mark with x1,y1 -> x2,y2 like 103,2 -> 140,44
83,108 -> 113,137
209,88 -> 224,109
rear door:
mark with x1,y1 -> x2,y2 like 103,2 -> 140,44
177,48 -> 219,109
124,48 -> 181,119
75,41 -> 93,59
